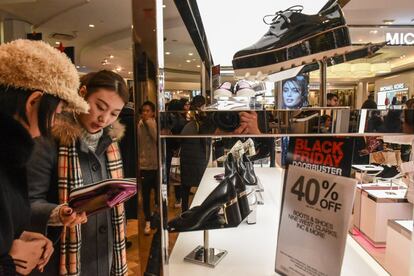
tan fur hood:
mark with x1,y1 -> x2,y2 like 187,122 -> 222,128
52,113 -> 125,146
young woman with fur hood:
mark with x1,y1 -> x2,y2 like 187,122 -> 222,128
0,39 -> 89,275
27,70 -> 129,276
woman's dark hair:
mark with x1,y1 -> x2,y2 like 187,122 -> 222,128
191,95 -> 206,110
0,85 -> 60,136
167,99 -> 184,111
142,101 -> 156,113
80,70 -> 129,104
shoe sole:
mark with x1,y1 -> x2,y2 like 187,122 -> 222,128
234,43 -> 385,80
233,25 -> 350,77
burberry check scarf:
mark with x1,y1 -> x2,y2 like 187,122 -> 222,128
57,141 -> 128,276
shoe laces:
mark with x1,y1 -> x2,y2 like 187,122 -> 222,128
263,5 -> 304,26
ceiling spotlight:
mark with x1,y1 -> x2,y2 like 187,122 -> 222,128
358,39 -> 363,42
165,51 -> 171,55
186,60 -> 191,63
369,30 -> 378,34
55,41 -> 60,45
400,55 -> 406,59
128,71 -> 132,75
383,19 -> 395,24
188,53 -> 194,56
82,66 -> 86,68
115,66 -> 122,72
197,65 -> 201,68
89,24 -> 95,28
76,65 -> 80,69
162,4 -> 166,8
109,55 -> 114,59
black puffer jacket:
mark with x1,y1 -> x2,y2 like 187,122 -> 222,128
0,112 -> 33,275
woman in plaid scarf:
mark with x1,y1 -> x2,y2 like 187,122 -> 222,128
27,70 -> 130,276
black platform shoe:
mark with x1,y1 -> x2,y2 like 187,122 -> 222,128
167,178 -> 242,232
227,172 -> 251,220
232,1 -> 351,77
237,154 -> 258,186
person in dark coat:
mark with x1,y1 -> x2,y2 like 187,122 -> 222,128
0,39 -> 89,275
361,94 -> 377,109
27,70 -> 130,275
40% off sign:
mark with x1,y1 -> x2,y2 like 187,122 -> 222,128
290,175 -> 341,212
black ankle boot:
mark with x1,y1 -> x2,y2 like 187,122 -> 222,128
224,152 -> 237,177
237,154 -> 258,186
228,172 -> 251,220
167,177 -> 242,232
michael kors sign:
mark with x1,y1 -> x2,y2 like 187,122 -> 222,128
386,32 -> 414,45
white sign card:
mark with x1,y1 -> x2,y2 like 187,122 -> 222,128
275,166 -> 357,276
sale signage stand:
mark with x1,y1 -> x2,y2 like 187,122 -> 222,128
275,166 -> 357,276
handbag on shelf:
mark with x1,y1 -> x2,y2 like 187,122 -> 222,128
69,178 -> 137,216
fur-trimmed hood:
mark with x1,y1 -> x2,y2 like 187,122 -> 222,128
52,112 -> 125,147
0,112 -> 34,168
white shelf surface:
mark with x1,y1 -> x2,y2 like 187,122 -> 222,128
168,168 -> 389,276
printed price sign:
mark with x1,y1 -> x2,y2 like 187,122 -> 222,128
275,166 -> 356,276
287,137 -> 353,177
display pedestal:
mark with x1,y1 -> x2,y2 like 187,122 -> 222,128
385,220 -> 413,276
184,230 -> 227,268
359,189 -> 412,246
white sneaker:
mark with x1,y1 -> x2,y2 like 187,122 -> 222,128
144,221 -> 151,235
213,82 -> 233,99
234,80 -> 256,98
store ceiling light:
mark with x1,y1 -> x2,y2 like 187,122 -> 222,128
89,24 -> 95,28
186,59 -> 191,63
371,63 -> 391,73
197,65 -> 201,68
188,52 -> 194,56
383,19 -> 395,25
197,0 -> 328,66
165,51 -> 171,55
109,55 -> 114,59
330,63 -> 351,73
369,30 -> 378,34
55,41 -> 60,45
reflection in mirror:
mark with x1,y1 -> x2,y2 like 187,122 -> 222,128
159,109 -> 414,136
0,0 -> 140,275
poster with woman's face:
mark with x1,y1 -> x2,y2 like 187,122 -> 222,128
282,75 -> 309,109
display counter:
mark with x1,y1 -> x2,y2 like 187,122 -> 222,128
384,220 -> 413,276
168,168 -> 389,275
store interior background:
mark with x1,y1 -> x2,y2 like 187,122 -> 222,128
0,0 -> 414,275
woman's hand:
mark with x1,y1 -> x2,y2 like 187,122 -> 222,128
19,231 -> 54,272
9,239 -> 46,275
234,112 -> 261,134
59,206 -> 87,227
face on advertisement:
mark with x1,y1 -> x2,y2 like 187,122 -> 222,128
283,80 -> 303,108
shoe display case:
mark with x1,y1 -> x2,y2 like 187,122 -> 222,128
155,0 -> 414,275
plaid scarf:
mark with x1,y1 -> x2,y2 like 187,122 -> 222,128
57,141 -> 128,276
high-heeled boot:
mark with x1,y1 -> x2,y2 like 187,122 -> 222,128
227,172 -> 251,219
167,177 -> 242,232
224,152 -> 237,177
237,153 -> 258,186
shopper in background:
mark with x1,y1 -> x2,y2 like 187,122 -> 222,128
138,101 -> 158,235
361,94 -> 377,109
0,39 -> 89,275
180,95 -> 210,211
27,70 -> 129,275
327,93 -> 339,107
180,98 -> 191,112
165,99 -> 187,208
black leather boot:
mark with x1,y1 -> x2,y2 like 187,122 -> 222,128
232,1 -> 351,76
237,154 -> 258,186
224,152 -> 237,176
228,172 -> 251,220
167,177 -> 242,232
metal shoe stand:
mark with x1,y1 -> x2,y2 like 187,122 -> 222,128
184,230 -> 228,267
